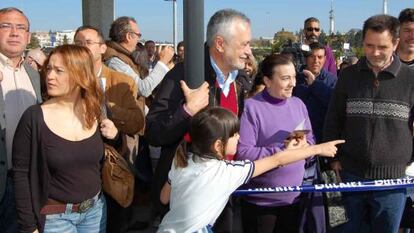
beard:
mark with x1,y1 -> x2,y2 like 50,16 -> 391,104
306,35 -> 319,43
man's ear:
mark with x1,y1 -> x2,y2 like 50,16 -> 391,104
125,33 -> 133,44
215,36 -> 225,53
100,43 -> 107,55
393,38 -> 400,52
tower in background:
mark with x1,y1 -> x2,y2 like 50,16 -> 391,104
329,0 -> 335,35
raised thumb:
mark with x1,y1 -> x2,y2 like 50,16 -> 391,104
180,80 -> 190,94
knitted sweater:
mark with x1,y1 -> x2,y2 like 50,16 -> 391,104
323,55 -> 414,179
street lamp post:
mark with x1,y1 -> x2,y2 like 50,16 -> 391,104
183,0 -> 204,89
165,0 -> 178,52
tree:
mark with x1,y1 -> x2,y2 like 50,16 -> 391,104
27,33 -> 40,49
352,47 -> 364,59
272,28 -> 297,53
319,30 -> 328,45
62,35 -> 69,45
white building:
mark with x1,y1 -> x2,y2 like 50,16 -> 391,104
55,30 -> 75,45
32,31 -> 51,47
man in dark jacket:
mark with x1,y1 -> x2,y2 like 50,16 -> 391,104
324,15 -> 414,233
294,42 -> 336,143
145,9 -> 252,233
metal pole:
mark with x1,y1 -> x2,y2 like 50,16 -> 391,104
183,0 -> 204,89
383,0 -> 388,14
82,0 -> 114,40
173,0 -> 177,52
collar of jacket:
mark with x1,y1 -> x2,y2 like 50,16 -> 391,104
105,41 -> 133,59
203,44 -> 247,116
357,54 -> 402,78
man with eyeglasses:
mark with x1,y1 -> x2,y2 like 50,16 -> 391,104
0,7 -> 42,233
102,16 -> 174,232
304,17 -> 337,77
103,16 -> 174,99
74,25 -> 145,233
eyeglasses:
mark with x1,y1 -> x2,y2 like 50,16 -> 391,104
130,31 -> 142,39
74,40 -> 102,46
0,23 -> 29,32
306,27 -> 320,32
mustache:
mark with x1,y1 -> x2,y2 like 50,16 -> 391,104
306,35 -> 318,41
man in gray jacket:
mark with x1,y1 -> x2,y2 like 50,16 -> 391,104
0,7 -> 42,232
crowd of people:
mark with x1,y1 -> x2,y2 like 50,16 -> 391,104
0,5 -> 413,233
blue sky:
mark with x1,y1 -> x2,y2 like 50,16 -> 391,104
0,0 -> 413,42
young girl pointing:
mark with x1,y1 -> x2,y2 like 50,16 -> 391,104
158,107 -> 344,233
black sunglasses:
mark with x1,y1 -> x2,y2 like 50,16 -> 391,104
306,27 -> 320,32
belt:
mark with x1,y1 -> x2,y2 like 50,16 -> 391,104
40,192 -> 101,215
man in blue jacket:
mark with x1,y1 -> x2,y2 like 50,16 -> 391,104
294,42 -> 336,143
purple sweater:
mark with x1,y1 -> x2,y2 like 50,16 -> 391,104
236,90 -> 315,206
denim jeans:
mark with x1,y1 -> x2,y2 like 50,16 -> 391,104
334,171 -> 406,233
44,194 -> 107,233
0,176 -> 18,233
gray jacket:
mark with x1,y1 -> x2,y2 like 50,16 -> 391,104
0,64 -> 42,201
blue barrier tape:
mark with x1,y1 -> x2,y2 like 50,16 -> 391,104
233,177 -> 414,195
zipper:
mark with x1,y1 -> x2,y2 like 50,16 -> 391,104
368,71 -> 379,160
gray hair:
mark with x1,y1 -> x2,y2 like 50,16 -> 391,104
0,7 -> 30,30
206,9 -> 250,47
109,16 -> 136,43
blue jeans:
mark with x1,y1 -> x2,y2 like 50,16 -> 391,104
0,176 -> 18,233
335,171 -> 406,233
44,194 -> 107,233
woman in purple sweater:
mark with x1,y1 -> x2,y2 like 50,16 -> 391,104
236,54 -> 315,233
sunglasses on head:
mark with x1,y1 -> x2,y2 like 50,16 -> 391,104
306,27 -> 320,32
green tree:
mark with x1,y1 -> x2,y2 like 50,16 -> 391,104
352,47 -> 364,58
27,33 -> 40,49
319,30 -> 328,45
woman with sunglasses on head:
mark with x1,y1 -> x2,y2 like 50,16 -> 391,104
13,45 -> 119,233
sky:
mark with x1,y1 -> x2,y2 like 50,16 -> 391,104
0,0 -> 413,42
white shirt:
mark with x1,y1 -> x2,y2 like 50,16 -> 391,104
0,53 -> 36,169
210,56 -> 238,97
157,153 -> 254,233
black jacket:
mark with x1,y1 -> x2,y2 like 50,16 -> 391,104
323,55 -> 414,179
145,46 -> 247,214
